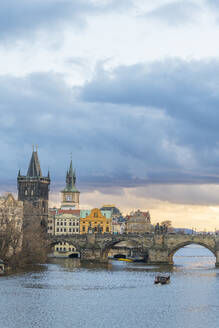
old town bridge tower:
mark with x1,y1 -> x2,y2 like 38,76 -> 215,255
17,147 -> 50,227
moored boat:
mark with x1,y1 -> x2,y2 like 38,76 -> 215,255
154,275 -> 170,285
117,258 -> 133,262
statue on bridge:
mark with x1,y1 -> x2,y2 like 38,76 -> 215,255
155,223 -> 167,234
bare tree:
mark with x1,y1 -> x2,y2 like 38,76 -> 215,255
160,220 -> 173,232
0,207 -> 22,262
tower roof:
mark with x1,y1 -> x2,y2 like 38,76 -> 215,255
27,150 -> 42,177
62,159 -> 79,193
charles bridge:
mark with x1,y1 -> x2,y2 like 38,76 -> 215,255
49,232 -> 219,266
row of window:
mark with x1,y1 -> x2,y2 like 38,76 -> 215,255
82,226 -> 109,232
56,221 -> 79,226
55,247 -> 76,252
82,221 -> 107,224
56,228 -> 79,233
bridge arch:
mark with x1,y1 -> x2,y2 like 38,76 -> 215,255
50,240 -> 81,258
168,241 -> 216,264
102,238 -> 144,260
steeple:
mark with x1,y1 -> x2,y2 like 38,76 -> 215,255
65,159 -> 77,192
27,148 -> 42,177
61,158 -> 80,209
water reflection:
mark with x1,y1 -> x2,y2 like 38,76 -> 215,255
1,245 -> 219,328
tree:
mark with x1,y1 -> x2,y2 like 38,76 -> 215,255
160,220 -> 173,232
0,207 -> 22,262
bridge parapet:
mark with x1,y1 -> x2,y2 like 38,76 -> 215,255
47,233 -> 219,265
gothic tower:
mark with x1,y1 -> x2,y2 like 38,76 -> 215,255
17,147 -> 50,227
61,160 -> 80,209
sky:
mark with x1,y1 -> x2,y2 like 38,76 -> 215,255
1,0 -> 219,230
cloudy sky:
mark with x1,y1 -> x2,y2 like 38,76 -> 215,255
1,0 -> 219,229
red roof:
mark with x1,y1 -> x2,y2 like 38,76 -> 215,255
57,209 -> 80,216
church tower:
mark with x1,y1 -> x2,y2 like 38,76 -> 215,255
17,147 -> 50,227
61,160 -> 80,209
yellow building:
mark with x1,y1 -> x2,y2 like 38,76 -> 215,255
80,208 -> 111,234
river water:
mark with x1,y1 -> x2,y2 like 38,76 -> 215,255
1,245 -> 219,328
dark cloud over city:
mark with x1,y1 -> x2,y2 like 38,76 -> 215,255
1,59 -> 219,192
1,0 -> 219,213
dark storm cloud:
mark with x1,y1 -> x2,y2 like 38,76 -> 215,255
1,58 -> 219,193
80,59 -> 219,180
0,0 -> 133,40
144,1 -> 201,26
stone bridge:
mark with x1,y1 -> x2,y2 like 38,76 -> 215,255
48,233 -> 219,266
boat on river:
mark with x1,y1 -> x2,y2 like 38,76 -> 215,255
117,258 -> 133,262
154,275 -> 170,285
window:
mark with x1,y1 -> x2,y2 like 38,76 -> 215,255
106,227 -> 109,232
76,222 -> 79,226
64,222 -> 66,226
56,228 -> 59,232
57,222 -> 59,226
82,226 -> 85,232
73,228 -> 75,233
64,228 -> 66,232
76,228 -> 78,233
60,228 -> 63,232
73,222 -> 75,226
61,222 -> 63,226
69,228 -> 71,232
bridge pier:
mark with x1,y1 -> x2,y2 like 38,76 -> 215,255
215,250 -> 219,267
80,248 -> 108,263
147,247 -> 170,265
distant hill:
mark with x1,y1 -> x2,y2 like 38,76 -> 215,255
173,228 -> 195,234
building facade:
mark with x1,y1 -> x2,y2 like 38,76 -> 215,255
17,148 -> 50,228
80,208 -> 111,234
126,210 -> 153,234
0,193 -> 23,257
53,241 -> 80,258
53,213 -> 80,235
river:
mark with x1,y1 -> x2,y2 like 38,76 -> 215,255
1,245 -> 219,328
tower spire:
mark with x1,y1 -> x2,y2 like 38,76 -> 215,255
27,147 -> 42,177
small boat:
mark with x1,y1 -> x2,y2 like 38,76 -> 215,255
131,257 -> 145,263
154,275 -> 170,285
117,258 -> 133,262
